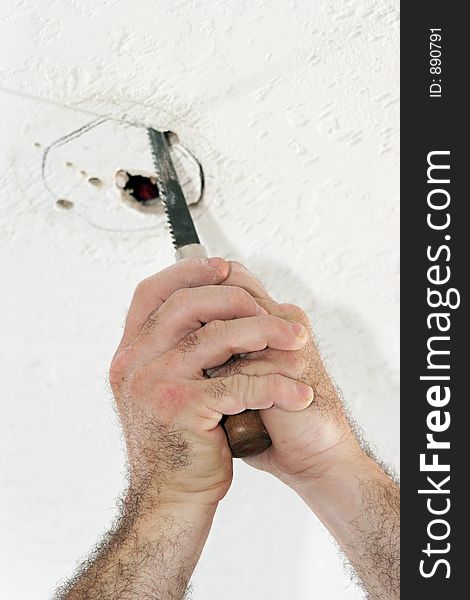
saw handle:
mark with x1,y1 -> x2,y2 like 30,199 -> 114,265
175,244 -> 272,458
222,410 -> 272,458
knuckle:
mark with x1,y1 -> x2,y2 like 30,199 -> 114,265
206,318 -> 228,338
134,277 -> 152,299
228,260 -> 246,275
168,287 -> 190,304
140,307 -> 160,334
231,373 -> 251,396
109,351 -> 130,392
206,378 -> 228,401
225,285 -> 257,309
225,374 -> 250,411
162,288 -> 191,318
175,330 -> 200,353
279,303 -> 310,326
226,284 -> 247,299
265,372 -> 282,391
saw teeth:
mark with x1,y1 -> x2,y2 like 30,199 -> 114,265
147,128 -> 178,248
147,126 -> 200,249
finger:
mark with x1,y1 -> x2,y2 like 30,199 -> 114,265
209,348 -> 304,381
192,374 -> 313,429
127,286 -> 266,365
119,257 -> 229,349
268,302 -> 312,327
252,299 -> 312,328
158,315 -> 308,377
222,261 -> 273,301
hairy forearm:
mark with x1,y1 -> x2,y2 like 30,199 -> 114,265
55,496 -> 217,600
293,448 -> 400,600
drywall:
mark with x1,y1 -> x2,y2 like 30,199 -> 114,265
0,1 -> 399,599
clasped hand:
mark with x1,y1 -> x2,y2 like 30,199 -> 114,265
110,257 -> 355,510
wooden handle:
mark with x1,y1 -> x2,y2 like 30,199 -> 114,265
176,244 -> 271,458
222,410 -> 272,458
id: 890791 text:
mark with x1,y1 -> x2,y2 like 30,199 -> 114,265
429,28 -> 442,99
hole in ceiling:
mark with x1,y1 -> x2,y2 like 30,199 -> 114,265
55,199 -> 74,210
115,170 -> 160,212
114,130 -> 204,215
42,120 -> 205,229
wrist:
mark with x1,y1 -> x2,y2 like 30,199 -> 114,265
118,491 -> 218,566
285,434 -> 371,492
290,442 -> 392,515
276,430 -> 363,489
123,486 -> 219,525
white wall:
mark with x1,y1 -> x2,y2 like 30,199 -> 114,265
0,1 -> 399,598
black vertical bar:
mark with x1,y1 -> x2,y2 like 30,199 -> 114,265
401,4 -> 465,597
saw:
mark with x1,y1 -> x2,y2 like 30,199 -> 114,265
147,128 -> 271,458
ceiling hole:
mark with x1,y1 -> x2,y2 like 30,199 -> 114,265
125,174 -> 159,203
55,199 -> 74,210
42,120 -> 206,229
115,169 -> 160,212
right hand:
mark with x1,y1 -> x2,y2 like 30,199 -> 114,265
109,257 -> 313,510
215,262 -> 361,488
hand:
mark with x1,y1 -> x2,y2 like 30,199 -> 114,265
213,261 -> 361,488
109,257 -> 313,510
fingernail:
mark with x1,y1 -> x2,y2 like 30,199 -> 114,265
298,382 -> 314,402
291,323 -> 306,337
204,257 -> 224,269
256,304 -> 267,314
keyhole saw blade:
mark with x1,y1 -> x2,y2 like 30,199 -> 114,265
147,128 -> 207,260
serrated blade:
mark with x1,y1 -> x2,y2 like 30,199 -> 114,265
147,128 -> 201,250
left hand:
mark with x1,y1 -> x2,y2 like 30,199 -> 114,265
213,261 -> 363,488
